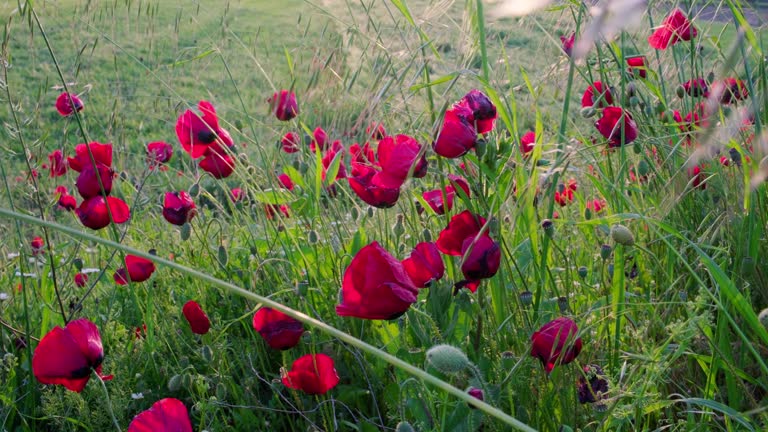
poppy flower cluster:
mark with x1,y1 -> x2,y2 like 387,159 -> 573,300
530,317 -> 582,373
282,353 -> 340,395
114,254 -> 156,285
127,398 -> 193,432
55,92 -> 84,117
175,101 -> 235,178
68,142 -> 131,230
434,90 -> 497,158
436,210 -> 501,293
32,318 -> 113,392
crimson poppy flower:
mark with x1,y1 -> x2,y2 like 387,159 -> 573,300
252,307 -> 304,350
436,210 -> 488,256
460,236 -> 501,282
31,236 -> 44,255
555,188 -> 573,207
48,150 -> 68,177
162,191 -> 197,226
76,196 -> 130,230
55,92 -> 84,117
281,353 -> 340,395
146,141 -> 173,165
712,78 -> 749,104
269,90 -> 299,121
581,82 -> 613,108
586,198 -> 607,213
230,187 -> 244,203
281,132 -> 301,153
336,242 -> 419,320
56,186 -> 77,211
560,32 -> 575,57
421,175 -> 470,215
265,204 -> 291,219
530,317 -> 583,373
350,142 -> 376,165
32,318 -> 113,392
199,150 -> 235,179
648,8 -> 697,50
348,164 -> 401,208
520,131 -> 536,156
74,273 -> 88,288
310,127 -> 328,153
75,164 -> 114,199
626,56 -> 647,79
459,89 -> 497,134
182,300 -> 211,335
402,242 -> 445,288
689,165 -> 707,190
434,107 -> 478,158
127,398 -> 193,432
595,107 -> 638,147
373,134 -> 427,188
682,78 -> 709,97
367,122 -> 387,140
175,101 -> 233,159
278,173 -> 295,191
67,142 -> 113,173
321,143 -> 347,181
114,255 -> 156,285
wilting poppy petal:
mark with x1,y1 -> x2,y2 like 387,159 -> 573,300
55,92 -> 84,117
402,242 -> 445,288
252,307 -> 304,350
182,300 -> 211,335
436,210 -> 488,256
76,196 -> 130,230
348,164 -> 400,209
459,90 -> 497,134
530,317 -> 582,373
127,398 -> 193,432
282,353 -> 340,395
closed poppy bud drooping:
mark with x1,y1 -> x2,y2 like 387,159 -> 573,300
252,307 -> 304,350
182,300 -> 211,335
281,353 -> 340,395
530,317 -> 583,373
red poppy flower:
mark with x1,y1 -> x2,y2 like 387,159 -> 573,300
175,100 -> 233,159
460,236 -> 501,282
230,187 -> 244,203
31,236 -> 44,255
48,150 -> 68,177
520,131 -> 536,156
75,164 -> 114,199
560,32 -> 575,57
74,273 -> 88,288
32,318 -> 113,392
281,353 -> 340,395
269,90 -> 299,121
114,255 -> 156,285
162,191 -> 197,226
433,107 -> 478,158
366,122 -> 387,140
458,89 -> 497,134
336,242 -> 419,320
350,142 -> 376,165
626,56 -> 648,79
265,204 -> 291,219
712,78 -> 749,104
56,186 -> 77,211
146,141 -> 173,165
55,92 -> 84,117
182,300 -> 211,335
252,307 -> 304,350
127,398 -> 193,432
373,134 -> 427,188
281,132 -> 301,153
402,242 -> 445,288
76,196 -> 130,230
648,8 -> 697,50
436,210 -> 489,256
199,150 -> 235,179
555,188 -> 573,207
595,107 -> 638,147
67,142 -> 113,172
348,164 -> 401,208
682,78 -> 709,97
586,198 -> 607,213
581,82 -> 613,108
421,175 -> 470,215
689,165 -> 707,190
310,127 -> 328,153
277,173 -> 294,191
530,317 -> 583,373
321,143 -> 347,181
134,324 -> 148,340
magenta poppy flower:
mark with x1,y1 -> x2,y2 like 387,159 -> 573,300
421,175 -> 470,215
366,122 -> 387,140
48,150 -> 68,177
278,173 -> 294,191
436,210 -> 489,256
75,165 -> 114,199
530,317 -> 583,373
56,186 -> 77,211
648,8 -> 697,50
595,107 -> 638,147
162,191 -> 197,226
175,100 -> 233,159
458,89 -> 497,134
626,56 -> 648,79
67,142 -> 113,173
350,142 -> 376,165
182,300 -> 211,335
269,90 -> 299,121
74,273 -> 88,288
683,78 -> 709,97
581,82 -> 613,108
199,151 -> 235,179
460,236 -> 501,282
520,131 -> 536,156
281,132 -> 300,153
712,78 -> 749,104
402,242 -> 445,288
127,398 -> 193,432
560,32 -> 575,57
373,134 -> 427,188
31,236 -> 44,255
146,141 -> 173,165
76,196 -> 130,230
32,318 -> 113,392
252,307 -> 304,350
310,126 -> 328,153
230,187 -> 244,203
336,242 -> 419,320
554,188 -> 573,207
55,92 -> 84,117
114,255 -> 156,285
348,164 -> 401,208
282,353 -> 340,395
434,106 -> 478,158
689,165 -> 706,190
321,143 -> 347,181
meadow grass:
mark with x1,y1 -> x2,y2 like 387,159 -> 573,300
1,0 -> 768,431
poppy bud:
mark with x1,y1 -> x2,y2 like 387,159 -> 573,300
393,215 -> 405,238
577,266 -> 588,279
560,426 -> 574,432
168,374 -> 183,392
73,258 -> 83,271
584,207 -> 592,220
600,244 -> 612,260
395,421 -> 415,432
367,207 -> 374,218
474,139 -> 487,157
758,308 -> 768,330
308,230 -> 319,244
180,223 -> 191,241
580,106 -> 596,118
541,219 -> 554,237
676,85 -> 686,99
629,96 -> 639,107
741,257 -> 755,277
611,224 -> 635,246
201,345 -> 213,362
466,387 -> 484,409
422,228 -> 432,243
350,206 -> 360,221
519,290 -> 533,305
217,245 -> 228,266
426,344 -> 471,374
558,296 -> 569,313
638,160 -> 650,176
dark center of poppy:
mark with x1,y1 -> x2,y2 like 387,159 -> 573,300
197,130 -> 217,144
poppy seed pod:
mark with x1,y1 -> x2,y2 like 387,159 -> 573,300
600,244 -> 612,260
426,344 -> 471,374
519,290 -> 533,306
577,266 -> 588,279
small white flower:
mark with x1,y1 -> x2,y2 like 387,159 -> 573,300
0,293 -> 9,301
131,392 -> 144,400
